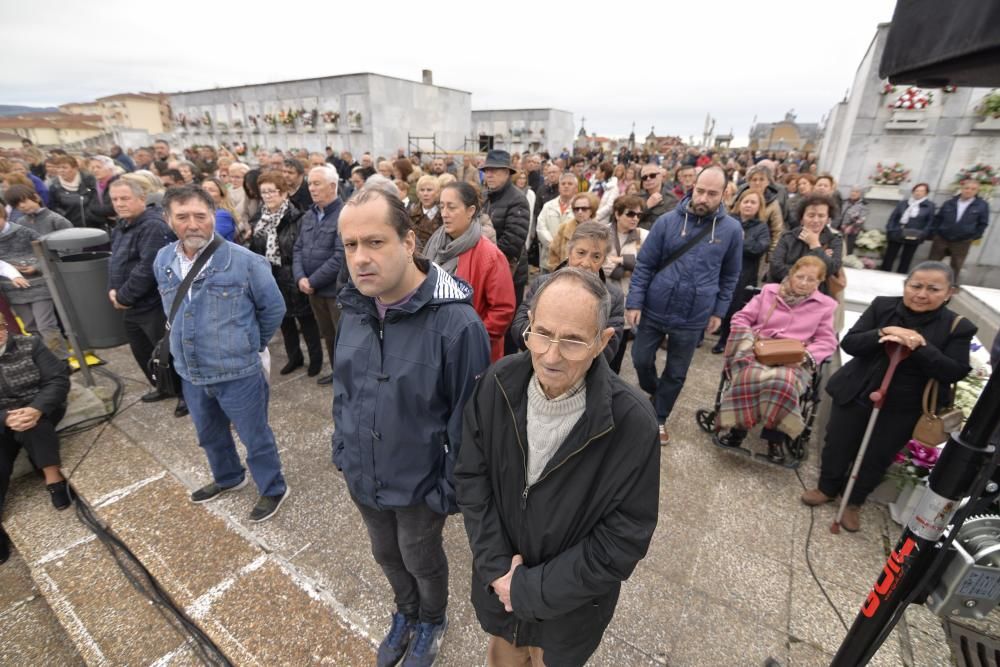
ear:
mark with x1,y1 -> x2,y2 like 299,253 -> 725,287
595,327 -> 615,355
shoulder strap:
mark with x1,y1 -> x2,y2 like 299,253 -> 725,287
921,314 -> 965,413
656,222 -> 714,274
166,236 -> 223,331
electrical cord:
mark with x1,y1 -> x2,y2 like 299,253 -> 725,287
59,367 -> 232,666
795,467 -> 851,632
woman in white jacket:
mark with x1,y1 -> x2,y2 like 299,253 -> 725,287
535,173 -> 577,272
602,194 -> 647,373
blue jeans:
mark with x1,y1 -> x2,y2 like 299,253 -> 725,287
631,319 -> 701,423
182,373 -> 286,497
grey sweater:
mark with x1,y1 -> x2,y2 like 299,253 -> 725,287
0,223 -> 50,305
525,374 -> 587,485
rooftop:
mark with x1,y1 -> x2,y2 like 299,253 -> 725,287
171,72 -> 471,97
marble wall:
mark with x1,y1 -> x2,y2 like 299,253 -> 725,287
471,109 -> 575,156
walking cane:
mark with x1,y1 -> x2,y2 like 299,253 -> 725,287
831,341 -> 911,534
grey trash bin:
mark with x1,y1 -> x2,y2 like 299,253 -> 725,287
38,227 -> 127,349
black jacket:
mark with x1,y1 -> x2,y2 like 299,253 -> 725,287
49,172 -> 102,228
248,204 -> 311,318
768,226 -> 843,288
0,335 -> 70,424
931,195 -> 990,241
456,353 -> 659,667
886,199 -> 935,243
639,184 -> 679,230
108,206 -> 176,312
484,180 -> 530,287
825,297 -> 975,412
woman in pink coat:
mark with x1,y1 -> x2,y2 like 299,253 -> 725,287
715,255 -> 838,463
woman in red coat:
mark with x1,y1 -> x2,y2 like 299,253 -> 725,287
423,182 -> 515,362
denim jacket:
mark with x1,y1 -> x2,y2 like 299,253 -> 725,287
153,237 -> 286,385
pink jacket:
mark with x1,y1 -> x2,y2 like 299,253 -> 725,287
731,283 -> 838,363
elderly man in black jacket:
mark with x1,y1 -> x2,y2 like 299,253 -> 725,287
481,150 -> 530,353
457,267 -> 660,667
107,179 -> 182,414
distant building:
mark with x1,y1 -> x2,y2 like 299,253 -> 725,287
472,109 -> 574,157
749,111 -> 820,152
169,72 -> 471,158
0,112 -> 105,147
643,127 -> 685,154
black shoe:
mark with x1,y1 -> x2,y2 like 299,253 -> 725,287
48,480 -> 71,510
713,430 -> 746,449
307,358 -> 323,377
316,373 -> 333,386
767,441 -> 786,464
190,476 -> 249,503
174,398 -> 189,418
249,486 -> 290,523
280,356 -> 304,375
0,527 -> 9,565
141,388 -> 170,403
377,612 -> 416,667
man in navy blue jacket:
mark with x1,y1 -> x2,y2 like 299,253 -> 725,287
293,165 -> 344,385
333,187 -> 490,667
625,166 -> 742,444
929,178 -> 991,285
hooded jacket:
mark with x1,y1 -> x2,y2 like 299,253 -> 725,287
332,261 -> 491,515
456,352 -> 659,667
626,196 -> 743,330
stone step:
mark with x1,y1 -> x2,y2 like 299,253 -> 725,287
3,420 -> 375,665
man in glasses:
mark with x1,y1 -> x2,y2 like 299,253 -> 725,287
639,164 -> 678,230
457,266 -> 659,667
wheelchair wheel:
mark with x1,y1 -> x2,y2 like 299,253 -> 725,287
696,409 -> 717,433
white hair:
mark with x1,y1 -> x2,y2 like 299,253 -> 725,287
362,174 -> 398,197
309,164 -> 339,194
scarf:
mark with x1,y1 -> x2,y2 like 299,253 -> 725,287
888,298 -> 946,330
58,172 -> 81,192
422,218 -> 482,275
253,199 -> 288,267
778,277 -> 812,308
900,196 -> 927,226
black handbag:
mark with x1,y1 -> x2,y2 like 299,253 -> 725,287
148,236 -> 223,396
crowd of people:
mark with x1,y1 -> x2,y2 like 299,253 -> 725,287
0,135 -> 991,665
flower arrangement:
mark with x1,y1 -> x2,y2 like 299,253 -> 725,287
975,90 -> 1000,119
300,109 -> 317,129
175,113 -> 188,129
870,162 -> 910,185
234,144 -> 246,156
841,254 -> 865,270
347,110 -> 363,129
232,120 -> 243,129
886,440 -> 942,488
202,111 -> 212,125
890,87 -> 933,110
956,164 -> 999,187
322,111 -> 340,124
263,113 -> 277,127
955,337 -> 993,418
880,83 -> 897,96
854,229 -> 887,254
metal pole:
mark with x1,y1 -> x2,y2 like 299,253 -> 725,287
830,372 -> 1000,666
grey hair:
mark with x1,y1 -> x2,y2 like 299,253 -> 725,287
109,176 -> 148,200
309,164 -> 339,193
362,174 -> 398,197
530,266 -> 611,334
229,162 -> 250,175
568,221 -> 612,254
90,155 -> 116,171
746,165 -> 772,183
907,261 -> 956,287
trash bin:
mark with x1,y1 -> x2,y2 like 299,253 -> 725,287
37,228 -> 127,349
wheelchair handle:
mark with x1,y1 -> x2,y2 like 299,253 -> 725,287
869,342 -> 911,409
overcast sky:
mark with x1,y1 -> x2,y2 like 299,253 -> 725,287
6,0 -> 898,145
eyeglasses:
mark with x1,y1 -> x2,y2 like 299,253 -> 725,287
622,210 -> 641,218
523,329 -> 598,361
573,206 -> 591,212
259,189 -> 281,196
641,173 -> 659,181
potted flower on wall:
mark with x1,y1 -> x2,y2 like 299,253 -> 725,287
263,113 -> 278,133
886,87 -> 933,130
954,164 -> 999,199
973,90 -> 1000,131
347,110 -> 363,132
299,108 -> 317,133
322,111 -> 340,133
867,161 -> 910,200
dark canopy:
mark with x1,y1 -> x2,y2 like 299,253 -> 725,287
879,0 -> 1000,87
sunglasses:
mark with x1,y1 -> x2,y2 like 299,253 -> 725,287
573,206 -> 591,212
641,173 -> 659,181
622,210 -> 641,218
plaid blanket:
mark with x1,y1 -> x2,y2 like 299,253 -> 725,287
718,326 -> 811,438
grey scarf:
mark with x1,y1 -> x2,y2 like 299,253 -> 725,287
423,218 -> 482,275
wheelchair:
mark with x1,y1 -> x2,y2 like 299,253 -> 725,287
695,355 -> 830,470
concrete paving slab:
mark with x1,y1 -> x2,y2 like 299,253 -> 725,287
789,505 -> 890,595
0,593 -> 84,666
0,547 -> 37,605
62,427 -> 165,504
603,561 -> 686,663
2,476 -> 93,565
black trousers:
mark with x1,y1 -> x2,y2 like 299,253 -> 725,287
351,495 -> 449,624
124,307 -> 168,386
881,241 -> 920,275
818,400 -> 921,505
0,413 -> 63,517
279,314 -> 322,364
609,329 -> 633,374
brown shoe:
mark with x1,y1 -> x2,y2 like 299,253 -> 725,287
841,505 -> 861,532
659,424 -> 670,446
800,488 -> 833,506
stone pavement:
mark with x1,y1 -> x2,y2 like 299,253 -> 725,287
0,336 -> 964,666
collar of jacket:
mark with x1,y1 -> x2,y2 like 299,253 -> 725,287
172,233 -> 232,275
120,206 -> 162,229
338,260 -> 473,318
486,179 -> 514,200
553,260 -> 609,283
676,194 -> 729,222
494,351 -> 616,471
312,198 -> 342,220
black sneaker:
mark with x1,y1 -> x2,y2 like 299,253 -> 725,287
174,398 -> 189,418
403,617 -> 447,667
377,612 -> 416,667
190,476 -> 249,503
248,486 -> 290,523
0,527 -> 9,565
316,373 -> 333,386
713,430 -> 746,449
141,388 -> 170,403
767,441 -> 786,464
47,480 -> 72,510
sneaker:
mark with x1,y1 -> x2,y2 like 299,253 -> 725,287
658,424 -> 670,446
377,612 -> 416,667
249,486 -> 290,523
174,398 -> 189,418
766,441 -> 786,464
47,480 -> 71,510
800,488 -> 833,507
713,429 -> 745,449
140,388 -> 170,403
190,476 -> 249,503
403,617 -> 448,667
316,373 -> 333,386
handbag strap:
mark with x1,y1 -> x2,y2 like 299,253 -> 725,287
753,296 -> 780,342
656,221 -> 714,274
166,235 -> 223,331
920,314 -> 964,415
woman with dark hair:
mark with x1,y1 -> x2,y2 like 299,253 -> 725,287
768,193 -> 843,294
242,168 -> 262,225
4,185 -> 73,236
802,261 -> 976,532
424,181 -> 515,362
882,183 -> 935,274
248,172 -> 322,376
604,194 -> 647,373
